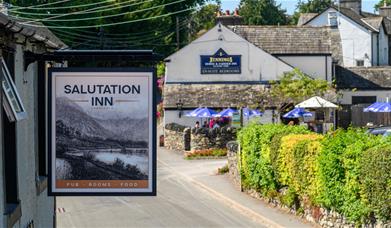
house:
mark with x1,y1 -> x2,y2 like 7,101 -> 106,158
231,26 -> 339,82
300,0 -> 390,67
0,12 -> 65,228
163,24 -> 293,127
298,0 -> 391,126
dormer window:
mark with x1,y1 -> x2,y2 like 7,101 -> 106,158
328,12 -> 338,27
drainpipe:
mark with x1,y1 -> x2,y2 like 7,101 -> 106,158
377,33 -> 380,66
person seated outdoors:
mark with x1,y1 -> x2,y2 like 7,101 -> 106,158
195,121 -> 200,128
202,121 -> 208,128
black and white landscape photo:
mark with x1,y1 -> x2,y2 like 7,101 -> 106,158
53,74 -> 151,183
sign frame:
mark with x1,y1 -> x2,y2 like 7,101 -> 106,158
47,67 -> 157,196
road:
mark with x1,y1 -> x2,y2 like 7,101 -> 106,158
56,147 -> 313,228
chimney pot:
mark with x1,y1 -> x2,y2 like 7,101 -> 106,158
234,8 -> 239,16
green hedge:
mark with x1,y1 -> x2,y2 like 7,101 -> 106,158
237,123 -> 309,195
360,145 -> 391,221
237,124 -> 391,224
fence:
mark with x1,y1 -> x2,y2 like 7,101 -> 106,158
351,104 -> 391,127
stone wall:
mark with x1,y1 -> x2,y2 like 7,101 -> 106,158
227,141 -> 241,189
164,123 -> 190,151
191,127 -> 237,151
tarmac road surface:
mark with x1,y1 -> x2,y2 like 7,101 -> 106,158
56,146 -> 313,228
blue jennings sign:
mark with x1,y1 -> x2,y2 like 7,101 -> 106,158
200,48 -> 241,74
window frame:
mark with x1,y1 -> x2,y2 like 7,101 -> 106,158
328,11 -> 338,27
1,57 -> 27,122
356,59 -> 364,66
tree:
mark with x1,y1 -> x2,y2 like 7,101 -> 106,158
291,0 -> 332,25
375,0 -> 391,11
239,0 -> 288,25
188,3 -> 220,40
270,68 -> 331,109
8,0 -> 207,56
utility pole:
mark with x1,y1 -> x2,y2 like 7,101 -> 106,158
98,27 -> 104,50
176,16 -> 180,50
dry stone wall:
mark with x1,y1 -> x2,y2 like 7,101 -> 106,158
165,123 -> 237,152
164,123 -> 190,151
191,127 -> 237,151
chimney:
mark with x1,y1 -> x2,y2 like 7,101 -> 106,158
340,0 -> 362,14
216,9 -> 243,26
380,2 -> 391,18
234,8 -> 239,16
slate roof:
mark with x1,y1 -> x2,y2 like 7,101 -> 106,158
303,6 -> 390,34
362,17 -> 384,31
336,65 -> 391,89
0,12 -> 66,49
231,26 -> 334,54
297,13 -> 318,26
164,84 -> 275,108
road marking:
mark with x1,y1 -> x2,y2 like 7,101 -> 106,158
157,159 -> 284,228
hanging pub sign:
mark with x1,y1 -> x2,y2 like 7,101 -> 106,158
200,48 -> 241,74
48,68 -> 156,196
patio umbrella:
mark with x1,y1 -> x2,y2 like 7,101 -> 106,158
283,108 -> 313,119
214,108 -> 237,117
242,108 -> 263,117
193,107 -> 217,118
364,102 -> 387,112
364,102 -> 391,112
295,96 -> 338,108
185,107 -> 203,117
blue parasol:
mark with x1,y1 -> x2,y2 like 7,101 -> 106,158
242,108 -> 263,117
364,102 -> 391,112
193,107 -> 217,118
185,107 -> 203,117
283,108 -> 313,119
214,108 -> 238,117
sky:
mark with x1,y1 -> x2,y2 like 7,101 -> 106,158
220,0 -> 380,15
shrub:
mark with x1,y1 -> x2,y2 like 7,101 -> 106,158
277,134 -> 323,205
185,148 -> 227,159
360,145 -> 391,222
217,164 -> 229,174
317,128 -> 387,223
237,123 -> 309,195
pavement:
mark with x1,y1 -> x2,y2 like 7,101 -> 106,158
56,146 -> 314,228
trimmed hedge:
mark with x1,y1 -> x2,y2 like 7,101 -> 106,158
360,145 -> 391,222
277,134 -> 323,204
237,124 -> 391,224
237,123 -> 309,195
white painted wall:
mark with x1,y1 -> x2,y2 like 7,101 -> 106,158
278,55 -> 333,81
0,44 -> 54,228
307,8 -> 373,67
165,24 -> 293,83
339,90 -> 391,104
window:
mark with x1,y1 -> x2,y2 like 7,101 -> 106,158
328,12 -> 338,27
1,51 -> 21,226
352,96 -> 377,105
356,60 -> 364,66
1,57 -> 27,122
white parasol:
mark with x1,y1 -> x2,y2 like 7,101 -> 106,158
295,96 -> 338,109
